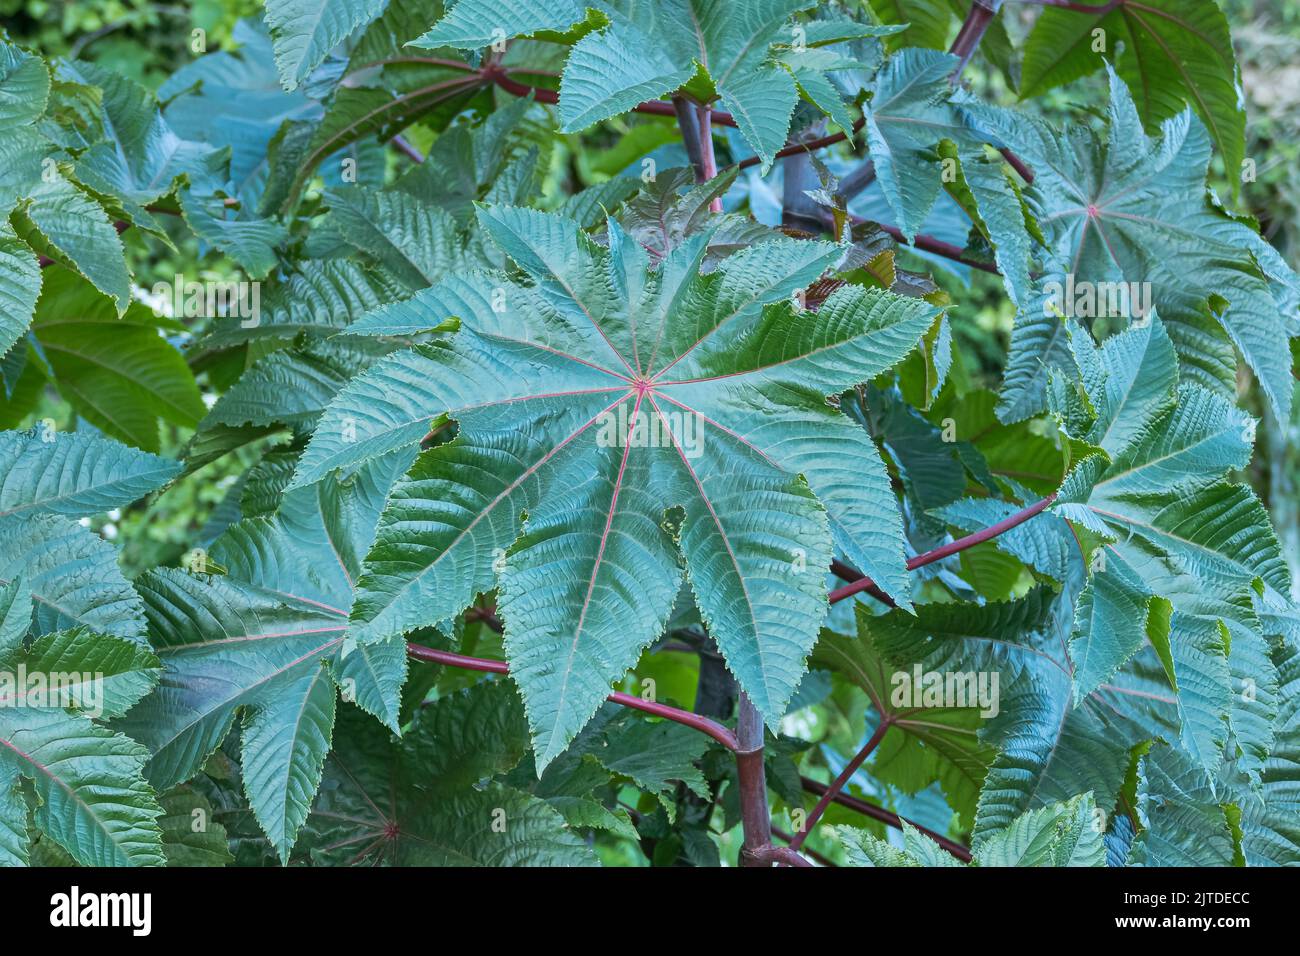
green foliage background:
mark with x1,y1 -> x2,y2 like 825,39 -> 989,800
1,0 -> 1297,868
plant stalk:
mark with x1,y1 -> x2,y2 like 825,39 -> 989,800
829,493 -> 1057,604
672,95 -> 710,184
799,776 -> 973,862
406,643 -> 740,751
789,718 -> 891,851
735,692 -> 774,867
949,0 -> 1003,76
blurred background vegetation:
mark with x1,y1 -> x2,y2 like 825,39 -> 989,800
3,0 -> 1297,593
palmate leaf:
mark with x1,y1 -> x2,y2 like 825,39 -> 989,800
1054,320 -> 1281,604
414,0 -> 892,169
0,578 -> 165,867
299,684 -> 596,866
976,68 -> 1299,422
1051,317 -> 1286,781
115,449 -> 415,861
292,205 -> 934,766
1020,0 -> 1246,181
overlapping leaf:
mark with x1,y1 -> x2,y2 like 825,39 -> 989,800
115,449 -> 415,861
0,423 -> 177,874
414,0 -> 894,168
978,69 -> 1300,422
813,606 -> 995,826
299,683 -> 596,865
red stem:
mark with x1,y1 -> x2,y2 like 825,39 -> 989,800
1017,0 -> 1121,11
697,105 -> 723,213
948,0 -> 1001,76
487,67 -> 737,127
406,642 -> 740,751
947,1 -> 1034,185
907,491 -> 1057,571
830,558 -> 896,608
749,844 -> 814,867
799,776 -> 973,862
735,118 -> 864,171
735,691 -> 774,867
789,718 -> 892,851
999,148 -> 1035,185
772,827 -> 837,866
873,219 -> 1002,275
390,134 -> 424,163
829,493 -> 1057,605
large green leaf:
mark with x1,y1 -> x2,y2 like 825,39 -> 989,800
813,607 -> 995,827
0,428 -> 179,519
32,269 -> 205,453
868,575 -> 1179,845
1050,315 -> 1285,781
293,205 -> 934,763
